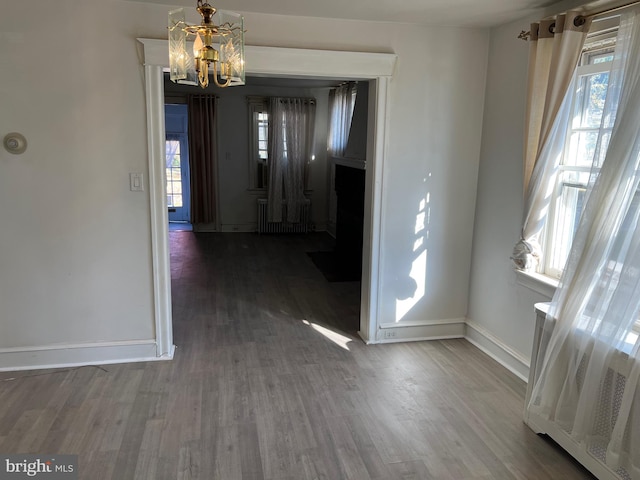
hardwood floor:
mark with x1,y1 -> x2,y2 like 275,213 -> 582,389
0,232 -> 594,479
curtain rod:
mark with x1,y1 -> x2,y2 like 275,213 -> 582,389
518,0 -> 640,40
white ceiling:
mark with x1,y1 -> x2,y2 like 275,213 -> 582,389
127,0 -> 563,28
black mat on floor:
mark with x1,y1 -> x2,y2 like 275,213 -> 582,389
307,251 -> 361,282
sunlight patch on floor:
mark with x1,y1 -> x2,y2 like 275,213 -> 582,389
302,319 -> 352,351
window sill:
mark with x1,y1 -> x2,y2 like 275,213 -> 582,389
515,269 -> 558,298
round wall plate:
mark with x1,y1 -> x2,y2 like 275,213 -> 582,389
3,132 -> 27,155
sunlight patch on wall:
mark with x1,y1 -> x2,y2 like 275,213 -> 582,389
395,188 -> 430,322
395,250 -> 428,322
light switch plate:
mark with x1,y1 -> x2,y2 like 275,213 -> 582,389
130,173 -> 144,192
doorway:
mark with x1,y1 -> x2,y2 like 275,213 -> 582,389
139,40 -> 396,356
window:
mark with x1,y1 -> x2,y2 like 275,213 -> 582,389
166,136 -> 185,208
541,32 -> 617,278
248,97 -> 269,190
247,96 -> 307,191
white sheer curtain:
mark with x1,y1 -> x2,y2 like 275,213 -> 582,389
267,97 -> 316,223
327,82 -> 357,157
511,11 -> 592,270
527,9 -> 640,478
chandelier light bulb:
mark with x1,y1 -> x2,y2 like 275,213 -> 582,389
193,33 -> 203,58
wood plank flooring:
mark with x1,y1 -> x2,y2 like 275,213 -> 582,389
0,232 -> 594,479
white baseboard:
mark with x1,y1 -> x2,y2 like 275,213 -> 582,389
464,320 -> 529,382
373,318 -> 465,344
0,340 -> 174,372
219,224 -> 257,233
192,223 -> 218,232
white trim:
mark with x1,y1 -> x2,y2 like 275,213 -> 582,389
379,317 -> 465,329
369,318 -> 466,344
515,269 -> 557,298
219,224 -> 256,233
138,39 -> 397,348
465,320 -> 529,382
374,334 -> 464,345
358,77 -> 391,343
144,63 -> 175,358
0,340 -> 174,372
241,45 -> 396,79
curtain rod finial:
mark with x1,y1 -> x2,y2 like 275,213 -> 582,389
518,30 -> 531,41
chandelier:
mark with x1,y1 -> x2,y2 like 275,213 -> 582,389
168,1 -> 245,88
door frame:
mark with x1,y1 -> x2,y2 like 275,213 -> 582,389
138,39 -> 396,357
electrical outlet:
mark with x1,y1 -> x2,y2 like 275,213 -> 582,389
383,330 -> 397,339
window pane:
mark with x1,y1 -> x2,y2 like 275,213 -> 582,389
590,52 -> 614,65
565,131 -> 599,167
548,183 -> 586,273
166,139 -> 184,208
579,72 -> 609,128
249,101 -> 269,189
594,131 -> 611,168
166,140 -> 180,167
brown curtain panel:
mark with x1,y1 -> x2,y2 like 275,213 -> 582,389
188,94 -> 218,225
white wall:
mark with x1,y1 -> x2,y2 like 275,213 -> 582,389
0,0 -> 161,359
466,16 -> 549,380
0,0 -> 489,369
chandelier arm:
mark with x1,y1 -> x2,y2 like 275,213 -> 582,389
198,60 -> 209,88
211,61 -> 232,88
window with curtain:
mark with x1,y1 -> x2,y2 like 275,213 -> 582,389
525,7 -> 640,478
542,35 -> 617,278
512,15 -> 624,277
266,97 -> 316,223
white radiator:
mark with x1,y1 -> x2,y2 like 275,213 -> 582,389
525,303 -> 636,480
257,198 -> 311,234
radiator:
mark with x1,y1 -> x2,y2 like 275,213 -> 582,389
525,303 -> 637,480
257,198 -> 310,234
